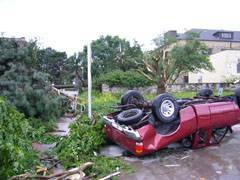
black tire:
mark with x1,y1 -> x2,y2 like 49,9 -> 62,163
235,87 -> 240,107
197,88 -> 213,98
151,93 -> 179,123
117,108 -> 143,125
181,136 -> 192,148
210,127 -> 228,144
235,87 -> 240,97
121,90 -> 144,106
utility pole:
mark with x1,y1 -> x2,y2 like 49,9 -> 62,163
87,43 -> 92,119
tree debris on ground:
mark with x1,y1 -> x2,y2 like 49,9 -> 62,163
10,162 -> 93,180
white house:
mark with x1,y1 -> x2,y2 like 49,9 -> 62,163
189,50 -> 240,83
165,29 -> 240,84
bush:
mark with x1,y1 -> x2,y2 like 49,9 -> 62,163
93,70 -> 153,90
56,115 -> 105,164
56,92 -> 130,178
0,98 -> 39,178
55,115 -> 130,178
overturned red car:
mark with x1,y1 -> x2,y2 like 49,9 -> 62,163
103,88 -> 240,156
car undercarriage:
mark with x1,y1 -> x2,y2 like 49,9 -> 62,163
103,88 -> 240,156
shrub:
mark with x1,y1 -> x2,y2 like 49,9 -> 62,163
93,70 -> 153,90
56,115 -> 105,164
56,92 -> 130,178
222,75 -> 240,83
0,98 -> 39,178
55,114 -> 130,178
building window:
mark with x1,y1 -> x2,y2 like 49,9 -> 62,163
237,63 -> 240,73
197,75 -> 203,83
183,76 -> 189,83
220,32 -> 233,39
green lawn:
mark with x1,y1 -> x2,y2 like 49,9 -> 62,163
79,90 -> 234,111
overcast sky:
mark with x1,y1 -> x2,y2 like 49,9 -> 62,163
0,0 -> 240,55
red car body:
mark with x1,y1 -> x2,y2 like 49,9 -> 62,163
103,101 -> 240,156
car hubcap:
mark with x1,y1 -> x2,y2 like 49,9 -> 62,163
160,100 -> 175,118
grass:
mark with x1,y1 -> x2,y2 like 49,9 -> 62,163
80,90 -> 234,105
144,90 -> 233,100
79,91 -> 121,115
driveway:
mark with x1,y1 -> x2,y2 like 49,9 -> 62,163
119,125 -> 240,180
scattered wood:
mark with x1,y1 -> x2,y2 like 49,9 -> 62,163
91,114 -> 97,125
10,162 -> 93,180
51,130 -> 66,133
47,160 -> 60,171
39,157 -> 59,162
55,168 -> 85,180
180,155 -> 190,160
36,166 -> 48,176
52,86 -> 76,101
83,173 -> 97,180
10,173 -> 32,180
164,164 -> 180,167
99,171 -> 121,180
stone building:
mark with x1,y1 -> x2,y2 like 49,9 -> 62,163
165,29 -> 240,83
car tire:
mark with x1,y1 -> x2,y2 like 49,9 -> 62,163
235,87 -> 240,97
181,137 -> 192,148
117,108 -> 143,125
197,88 -> 213,98
121,90 -> 144,106
234,87 -> 240,107
151,93 -> 179,123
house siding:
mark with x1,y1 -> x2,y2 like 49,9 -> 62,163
189,50 -> 240,83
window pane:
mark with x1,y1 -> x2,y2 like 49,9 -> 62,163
221,32 -> 232,39
237,63 -> 240,73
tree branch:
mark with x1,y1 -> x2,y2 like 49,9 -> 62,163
142,59 -> 156,76
10,162 -> 93,180
137,69 -> 154,82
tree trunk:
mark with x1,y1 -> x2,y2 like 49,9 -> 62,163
157,82 -> 166,94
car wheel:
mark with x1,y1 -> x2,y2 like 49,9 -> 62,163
210,127 -> 228,144
181,136 -> 192,148
117,108 -> 143,125
121,90 -> 144,106
234,87 -> 240,107
197,88 -> 213,98
235,87 -> 240,96
151,93 -> 179,123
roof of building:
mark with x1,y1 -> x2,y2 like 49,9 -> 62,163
177,28 -> 240,42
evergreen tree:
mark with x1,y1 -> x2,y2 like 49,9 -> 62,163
0,37 -> 63,121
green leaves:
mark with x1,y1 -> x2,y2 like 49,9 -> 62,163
94,70 -> 153,89
140,35 -> 213,93
171,39 -> 213,73
0,63 -> 63,122
0,37 -> 65,122
81,35 -> 143,78
55,92 -> 130,178
56,115 -> 105,162
0,98 -> 39,178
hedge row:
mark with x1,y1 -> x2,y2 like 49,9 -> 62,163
93,70 -> 153,89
